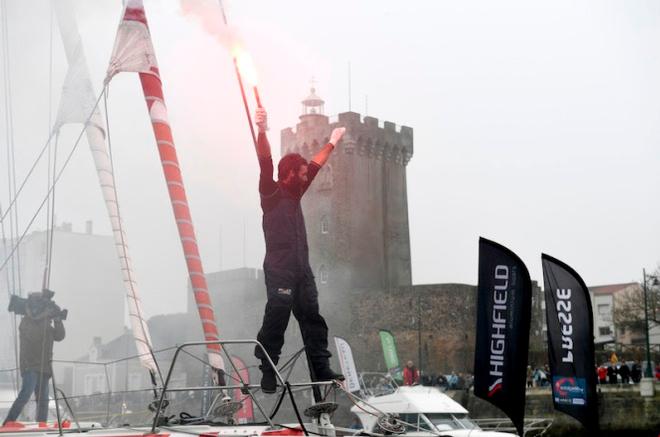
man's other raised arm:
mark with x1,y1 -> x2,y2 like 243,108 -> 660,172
311,127 -> 346,168
255,107 -> 271,160
255,108 -> 277,195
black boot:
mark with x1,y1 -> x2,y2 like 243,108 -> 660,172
260,365 -> 278,394
314,367 -> 345,382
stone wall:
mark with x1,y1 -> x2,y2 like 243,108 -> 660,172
333,281 -> 546,375
457,385 -> 660,436
343,284 -> 478,374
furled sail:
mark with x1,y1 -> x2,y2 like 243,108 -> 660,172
53,0 -> 159,378
105,0 -> 225,375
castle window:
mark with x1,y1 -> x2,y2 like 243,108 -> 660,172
320,215 -> 329,234
319,264 -> 328,284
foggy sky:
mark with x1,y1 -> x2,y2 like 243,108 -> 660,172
1,0 -> 659,318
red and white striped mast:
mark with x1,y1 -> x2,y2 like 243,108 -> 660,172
105,0 -> 225,382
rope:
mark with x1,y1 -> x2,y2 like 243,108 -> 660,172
1,0 -> 16,294
1,0 -> 22,298
44,0 -> 54,289
285,382 -> 308,436
0,203 -> 19,394
103,84 -> 164,386
0,89 -> 106,275
51,345 -> 179,367
0,0 -> 21,396
45,132 -> 59,289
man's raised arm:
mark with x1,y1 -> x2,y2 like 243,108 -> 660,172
255,107 -> 271,160
255,108 -> 278,196
311,127 -> 346,167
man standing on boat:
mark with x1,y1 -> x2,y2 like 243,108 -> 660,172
3,290 -> 66,425
253,107 -> 345,393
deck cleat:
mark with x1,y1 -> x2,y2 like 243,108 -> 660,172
303,401 -> 339,419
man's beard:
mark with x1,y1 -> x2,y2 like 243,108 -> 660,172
281,178 -> 303,196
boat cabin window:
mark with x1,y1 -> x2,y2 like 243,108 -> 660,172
424,413 -> 480,431
453,414 -> 479,429
424,413 -> 457,431
396,414 -> 433,432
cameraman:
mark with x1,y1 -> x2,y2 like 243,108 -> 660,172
3,290 -> 65,425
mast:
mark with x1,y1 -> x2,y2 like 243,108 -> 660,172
53,0 -> 160,380
105,0 -> 225,379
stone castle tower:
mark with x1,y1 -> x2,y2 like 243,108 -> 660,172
280,88 -> 414,300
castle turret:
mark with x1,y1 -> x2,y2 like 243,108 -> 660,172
301,87 -> 325,116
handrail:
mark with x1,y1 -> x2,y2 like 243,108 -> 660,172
149,339 -> 316,434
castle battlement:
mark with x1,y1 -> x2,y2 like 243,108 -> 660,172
281,111 -> 413,166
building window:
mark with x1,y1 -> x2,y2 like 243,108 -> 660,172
597,304 -> 610,315
84,374 -> 106,395
320,216 -> 329,234
319,265 -> 328,284
599,326 -> 612,336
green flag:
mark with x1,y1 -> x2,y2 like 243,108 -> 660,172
379,329 -> 402,381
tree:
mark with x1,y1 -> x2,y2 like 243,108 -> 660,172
613,267 -> 660,333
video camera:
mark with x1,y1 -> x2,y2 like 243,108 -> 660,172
8,289 -> 68,321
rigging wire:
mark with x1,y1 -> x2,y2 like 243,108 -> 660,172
0,130 -> 59,224
0,203 -> 18,395
103,84 -> 164,387
0,0 -> 58,226
0,89 -> 106,275
1,0 -> 16,295
45,132 -> 59,289
1,0 -> 22,298
44,0 -> 55,290
0,0 -> 21,396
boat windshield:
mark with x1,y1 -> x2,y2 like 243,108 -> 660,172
424,413 -> 481,431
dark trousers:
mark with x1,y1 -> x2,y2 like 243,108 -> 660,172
4,370 -> 50,423
255,269 -> 331,371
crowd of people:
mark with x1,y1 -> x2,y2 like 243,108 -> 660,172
401,357 -> 660,394
596,360 -> 660,385
401,360 -> 474,391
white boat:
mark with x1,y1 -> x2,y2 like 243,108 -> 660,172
351,385 -> 517,436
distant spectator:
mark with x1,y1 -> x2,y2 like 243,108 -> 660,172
421,373 -> 434,386
631,362 -> 641,384
618,362 -> 630,384
455,372 -> 466,390
447,372 -> 459,389
607,365 -> 617,384
403,360 -> 420,386
374,377 -> 391,395
597,366 -> 607,385
464,373 -> 474,390
533,367 -> 548,387
434,374 -> 448,390
655,364 -> 660,382
526,366 -> 533,388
